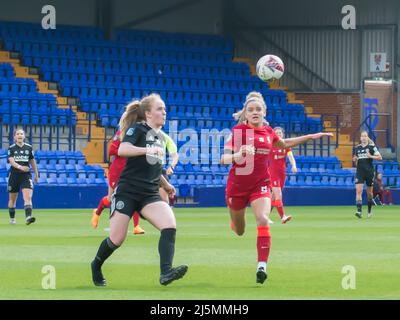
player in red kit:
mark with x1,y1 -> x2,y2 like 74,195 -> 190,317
91,130 -> 145,235
221,91 -> 332,284
269,127 -> 297,224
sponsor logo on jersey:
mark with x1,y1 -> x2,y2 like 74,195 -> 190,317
126,128 -> 135,136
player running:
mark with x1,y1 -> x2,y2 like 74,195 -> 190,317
91,94 -> 187,287
91,128 -> 178,232
7,129 -> 39,225
269,127 -> 297,224
221,92 -> 332,284
91,130 -> 146,234
353,131 -> 382,219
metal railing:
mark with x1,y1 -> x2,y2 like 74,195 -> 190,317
352,112 -> 393,151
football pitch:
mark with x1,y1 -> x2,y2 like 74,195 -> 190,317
0,206 -> 399,300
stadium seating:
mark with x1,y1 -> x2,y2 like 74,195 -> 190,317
0,149 -> 106,186
0,22 -> 322,135
1,21 -> 398,196
0,63 -> 77,126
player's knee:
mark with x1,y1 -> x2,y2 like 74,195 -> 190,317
256,217 -> 269,227
111,237 -> 125,247
109,234 -> 126,247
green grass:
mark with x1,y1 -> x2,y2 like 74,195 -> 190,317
1,206 -> 400,299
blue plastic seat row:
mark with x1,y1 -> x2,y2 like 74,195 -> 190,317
65,87 -> 272,104
8,38 -> 233,56
58,76 -> 265,92
0,113 -> 76,126
22,50 -> 247,70
35,61 -> 250,81
0,104 -> 71,114
34,177 -> 107,186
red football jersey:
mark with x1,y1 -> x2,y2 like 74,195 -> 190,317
224,123 -> 280,193
108,130 -> 127,176
269,147 -> 291,175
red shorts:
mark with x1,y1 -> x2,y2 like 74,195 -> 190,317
108,169 -> 122,189
225,183 -> 271,211
270,172 -> 286,190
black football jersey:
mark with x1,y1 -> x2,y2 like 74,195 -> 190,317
117,122 -> 165,195
7,143 -> 34,173
354,144 -> 379,173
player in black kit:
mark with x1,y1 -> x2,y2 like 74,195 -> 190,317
353,131 -> 382,219
90,94 -> 188,287
7,129 -> 39,225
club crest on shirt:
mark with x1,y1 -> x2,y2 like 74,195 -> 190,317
116,201 -> 125,210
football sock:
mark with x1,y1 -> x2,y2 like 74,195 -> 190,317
356,200 -> 362,213
96,196 -> 110,216
270,200 -> 276,213
257,225 -> 271,264
257,262 -> 267,271
275,199 -> 285,219
9,207 -> 16,219
133,211 -> 140,227
24,205 -> 32,219
93,237 -> 119,268
159,228 -> 176,274
367,200 -> 373,214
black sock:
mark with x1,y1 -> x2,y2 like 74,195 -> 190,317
24,205 -> 32,219
356,200 -> 362,213
9,208 -> 16,219
159,228 -> 176,274
367,200 -> 373,213
93,237 -> 119,268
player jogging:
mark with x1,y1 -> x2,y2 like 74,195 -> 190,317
221,92 -> 332,284
269,126 -> 297,224
91,129 -> 179,232
353,130 -> 382,218
91,130 -> 145,234
7,129 -> 39,225
91,94 -> 188,287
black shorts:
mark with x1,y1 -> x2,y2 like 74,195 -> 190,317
8,173 -> 33,193
110,185 -> 162,218
355,170 -> 375,187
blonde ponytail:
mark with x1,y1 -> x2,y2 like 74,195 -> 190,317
119,93 -> 162,140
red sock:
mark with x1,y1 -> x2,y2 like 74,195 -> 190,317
95,196 -> 110,216
257,226 -> 271,262
271,200 -> 276,212
133,211 -> 140,227
275,199 -> 285,219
